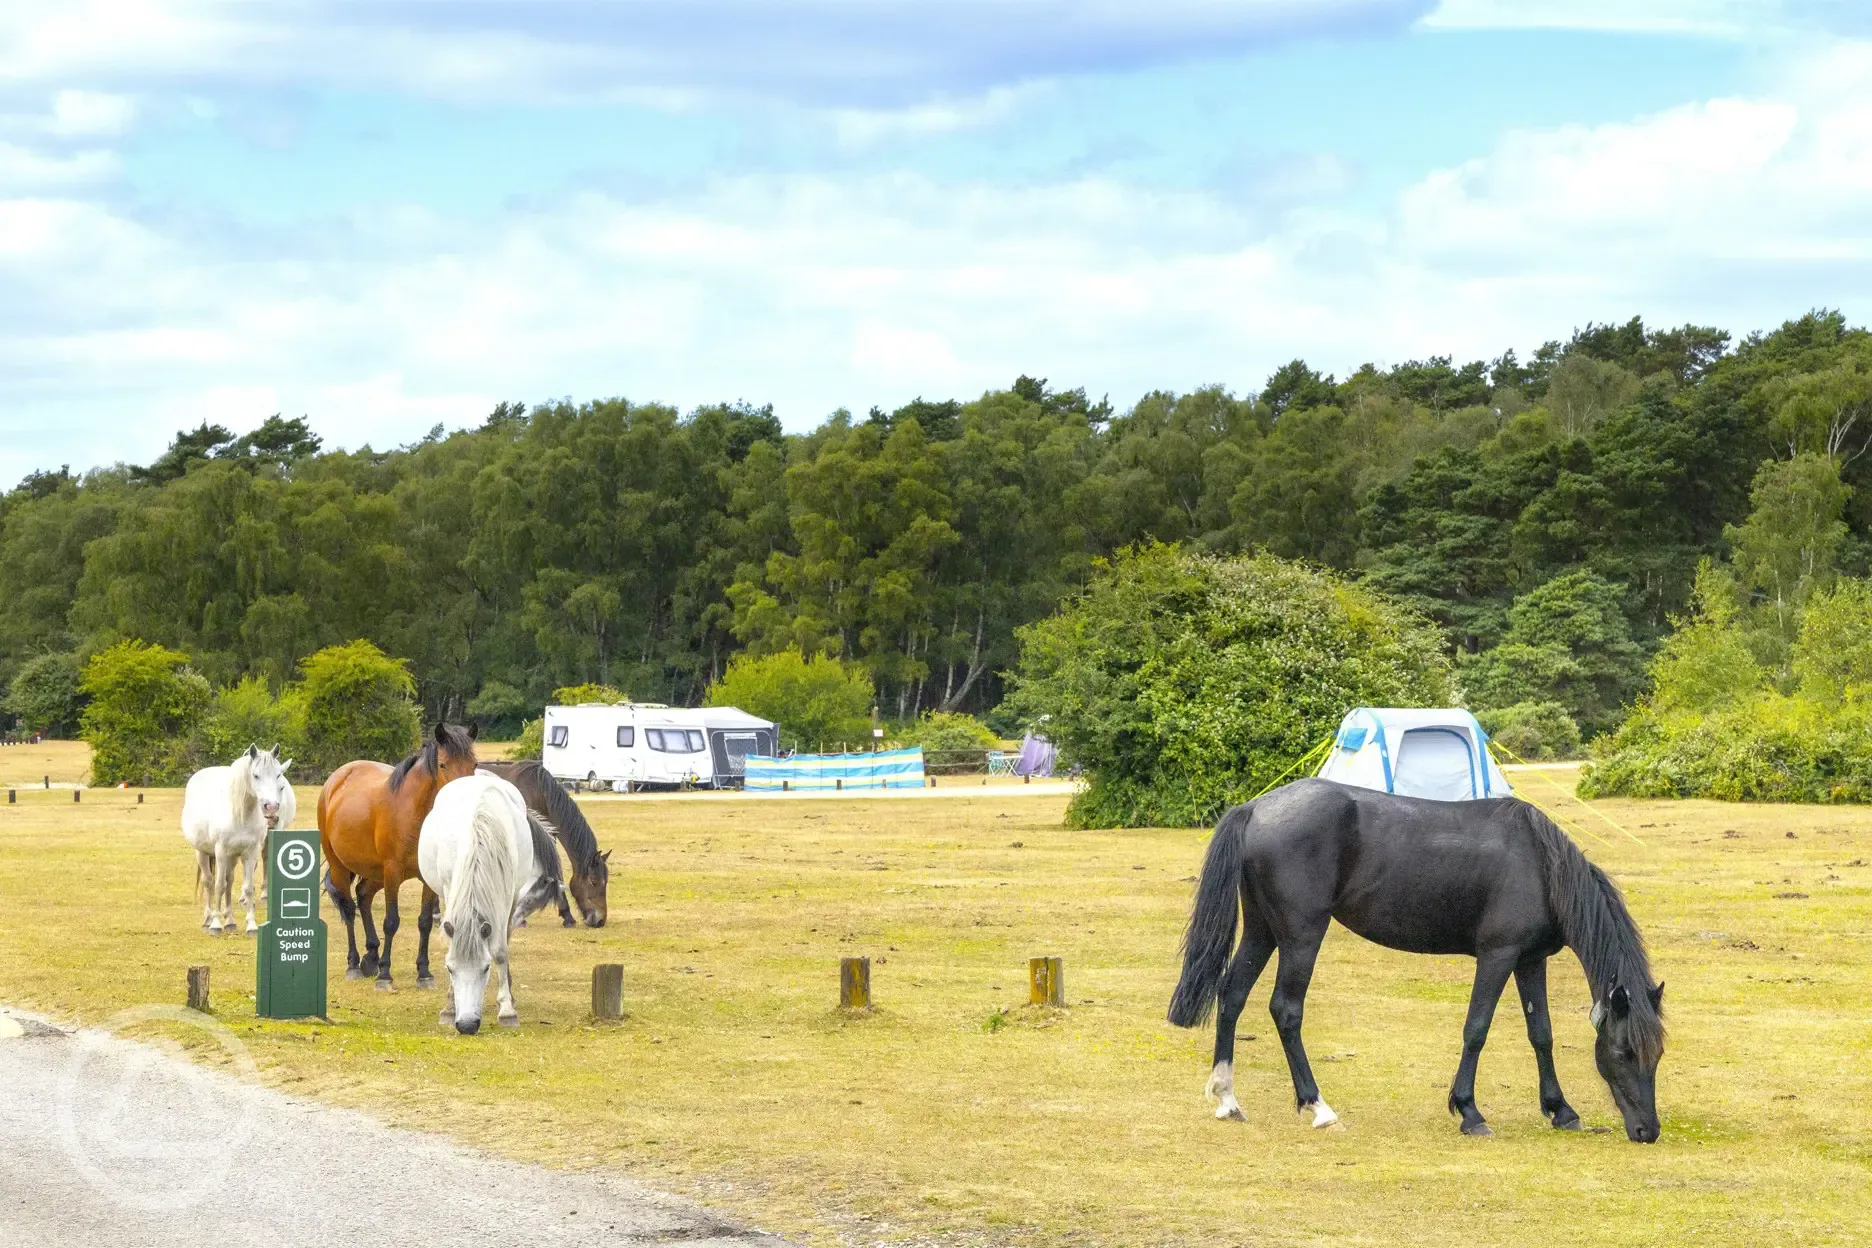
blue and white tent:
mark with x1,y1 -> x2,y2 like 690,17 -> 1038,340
1315,708 -> 1510,801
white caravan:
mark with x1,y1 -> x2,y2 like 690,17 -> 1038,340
540,702 -> 777,791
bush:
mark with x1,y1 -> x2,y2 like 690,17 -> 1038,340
289,640 -> 421,774
1475,701 -> 1581,762
466,679 -> 533,737
553,683 -> 629,705
199,675 -> 301,766
1000,545 -> 1455,828
79,640 -> 211,785
895,711 -> 1000,753
1583,568 -> 1872,803
511,716 -> 545,760
7,652 -> 84,737
1459,570 -> 1644,738
706,651 -> 873,749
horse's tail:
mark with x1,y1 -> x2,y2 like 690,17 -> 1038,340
1167,801 -> 1253,1028
515,811 -> 564,922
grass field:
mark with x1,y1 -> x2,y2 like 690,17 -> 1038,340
2,771 -> 1870,1245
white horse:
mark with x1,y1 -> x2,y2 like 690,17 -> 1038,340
180,745 -> 293,934
418,772 -> 562,1035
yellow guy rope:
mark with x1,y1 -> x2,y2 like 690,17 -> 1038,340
1250,736 -> 1335,801
1488,740 -> 1643,847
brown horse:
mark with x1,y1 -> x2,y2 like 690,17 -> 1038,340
318,722 -> 479,989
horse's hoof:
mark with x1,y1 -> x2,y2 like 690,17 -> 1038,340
1551,1112 -> 1583,1131
561,917 -> 577,928
375,979 -> 396,993
359,955 -> 379,977
438,1013 -> 456,1028
346,967 -> 364,980
1461,1121 -> 1494,1138
498,1014 -> 519,1028
416,975 -> 437,990
1215,1105 -> 1246,1122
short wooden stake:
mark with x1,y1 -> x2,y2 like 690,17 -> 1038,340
591,963 -> 624,1020
840,956 -> 871,1009
1029,956 -> 1064,1007
138,792 -> 144,804
835,777 -> 842,791
73,788 -> 80,803
187,965 -> 211,1013
43,774 -> 49,789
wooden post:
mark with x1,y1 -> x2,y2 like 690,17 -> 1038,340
835,777 -> 842,791
591,963 -> 624,1020
43,775 -> 49,789
187,965 -> 211,1013
138,793 -> 144,804
840,956 -> 871,1009
1028,956 -> 1064,1007
73,788 -> 80,803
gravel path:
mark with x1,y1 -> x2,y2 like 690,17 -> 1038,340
0,1007 -> 786,1248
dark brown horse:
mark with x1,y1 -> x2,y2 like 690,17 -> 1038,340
480,759 -> 610,927
318,723 -> 479,989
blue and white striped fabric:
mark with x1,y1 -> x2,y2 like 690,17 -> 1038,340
744,748 -> 925,792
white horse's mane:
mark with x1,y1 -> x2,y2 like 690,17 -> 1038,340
224,748 -> 263,825
446,784 -> 522,961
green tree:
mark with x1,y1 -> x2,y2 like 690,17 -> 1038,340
79,640 -> 211,785
1001,545 -> 1455,828
1646,563 -> 1766,714
6,652 -> 84,736
1792,579 -> 1872,707
552,683 -> 629,705
705,651 -> 874,749
1459,570 -> 1645,737
289,640 -> 420,774
895,710 -> 999,752
199,674 -> 300,764
1726,452 -> 1850,649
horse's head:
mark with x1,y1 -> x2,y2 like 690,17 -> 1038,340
242,745 -> 290,826
434,721 -> 480,785
442,911 -> 496,1036
1592,980 -> 1666,1143
569,848 -> 611,927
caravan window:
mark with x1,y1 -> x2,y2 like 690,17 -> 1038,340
616,726 -> 634,748
647,728 -> 706,753
685,729 -> 705,752
547,725 -> 568,748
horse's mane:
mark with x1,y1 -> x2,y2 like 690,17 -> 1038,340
225,749 -> 261,821
388,723 -> 475,794
448,783 -> 523,960
1524,805 -> 1665,1063
488,760 -> 601,873
517,809 -> 566,921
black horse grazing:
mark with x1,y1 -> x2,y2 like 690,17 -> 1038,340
1169,778 -> 1665,1142
480,760 -> 610,927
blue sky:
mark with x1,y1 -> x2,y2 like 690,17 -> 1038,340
2,1 -> 1868,481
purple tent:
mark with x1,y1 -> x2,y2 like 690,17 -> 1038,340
1013,733 -> 1056,778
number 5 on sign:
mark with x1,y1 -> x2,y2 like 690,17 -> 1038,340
257,828 -> 329,1020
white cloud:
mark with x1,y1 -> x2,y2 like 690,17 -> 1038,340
6,39 -> 1872,484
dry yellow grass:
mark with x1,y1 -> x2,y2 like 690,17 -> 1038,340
2,778 -> 1869,1245
0,738 -> 92,785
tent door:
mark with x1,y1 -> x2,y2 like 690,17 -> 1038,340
1392,728 -> 1479,800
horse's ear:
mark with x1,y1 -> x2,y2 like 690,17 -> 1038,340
434,722 -> 447,744
1608,984 -> 1632,1018
282,758 -> 294,773
600,849 -> 612,862
468,721 -> 479,741
247,744 -> 258,760
1649,982 -> 1665,1010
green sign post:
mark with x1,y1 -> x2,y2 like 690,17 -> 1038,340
257,827 -> 328,1020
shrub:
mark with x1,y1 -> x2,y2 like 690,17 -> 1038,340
895,711 -> 999,753
511,716 -> 545,760
466,679 -> 533,737
1475,701 -> 1581,762
706,651 -> 873,749
1460,570 -> 1644,738
79,640 -> 211,785
1000,545 -> 1455,828
289,640 -> 420,774
7,652 -> 84,737
199,675 -> 301,766
553,683 -> 629,705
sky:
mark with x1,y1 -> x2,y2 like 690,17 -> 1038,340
3,0 -> 1871,483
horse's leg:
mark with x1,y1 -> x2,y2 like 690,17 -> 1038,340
197,849 -> 217,930
1515,957 -> 1580,1130
212,846 -> 234,934
1448,949 -> 1519,1137
356,879 -> 381,977
375,871 -> 402,991
1268,924 -> 1336,1127
1208,917 -> 1275,1122
415,887 -> 438,990
240,845 -> 260,933
495,948 -> 518,1027
554,876 -> 577,928
324,864 -> 362,976
438,980 -> 457,1028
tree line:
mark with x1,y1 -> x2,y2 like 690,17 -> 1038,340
4,310 -> 1869,746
